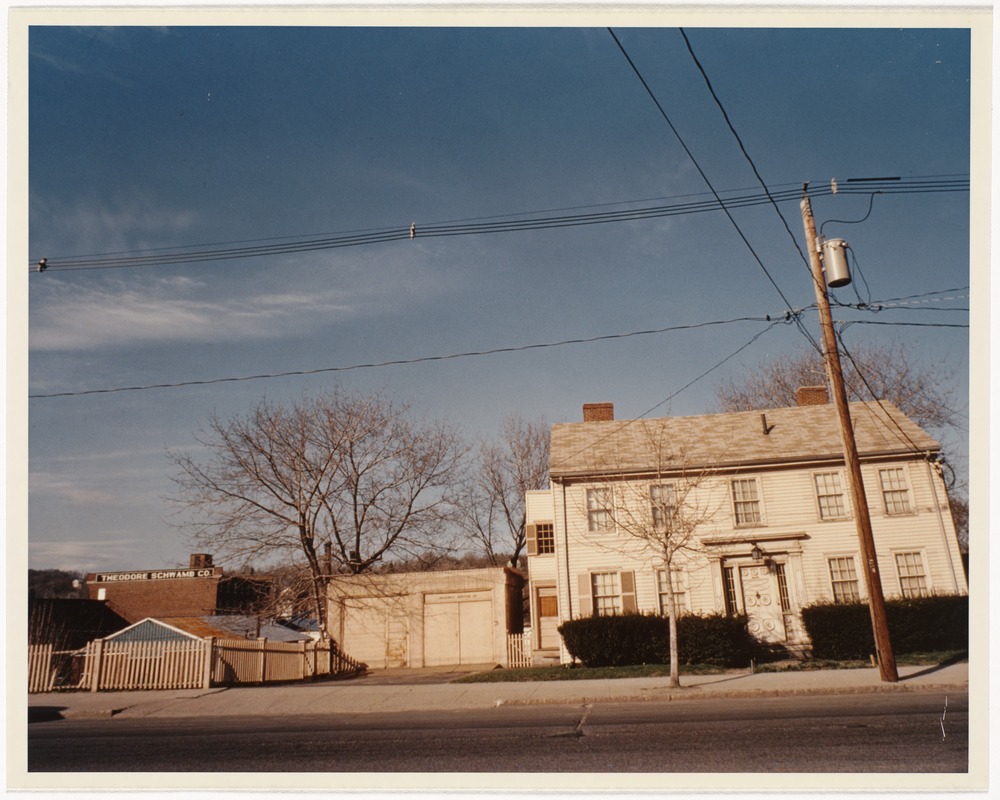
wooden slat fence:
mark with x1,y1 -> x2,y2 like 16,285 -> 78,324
28,644 -> 57,693
29,636 -> 367,692
212,638 -> 365,685
506,632 -> 532,668
82,638 -> 209,691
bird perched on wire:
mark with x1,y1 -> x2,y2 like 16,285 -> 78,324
409,222 -> 416,240
37,258 -> 47,273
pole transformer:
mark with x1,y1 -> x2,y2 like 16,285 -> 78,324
800,187 -> 898,683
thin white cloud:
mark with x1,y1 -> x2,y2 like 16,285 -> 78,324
30,276 -> 359,351
29,470 -> 121,507
30,47 -> 133,88
29,538 -> 152,573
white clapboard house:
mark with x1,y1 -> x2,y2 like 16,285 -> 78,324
524,389 -> 967,663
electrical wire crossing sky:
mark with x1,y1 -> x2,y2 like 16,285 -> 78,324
19,16 -> 980,574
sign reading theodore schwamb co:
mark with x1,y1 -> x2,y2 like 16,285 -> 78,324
91,569 -> 217,582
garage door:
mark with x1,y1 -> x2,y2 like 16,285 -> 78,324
423,591 -> 494,666
342,599 -> 409,669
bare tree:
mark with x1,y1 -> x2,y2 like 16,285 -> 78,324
170,390 -> 464,638
715,341 -> 969,551
713,342 -> 958,433
590,422 -> 719,688
454,415 -> 549,568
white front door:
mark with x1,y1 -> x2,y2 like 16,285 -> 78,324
740,564 -> 786,644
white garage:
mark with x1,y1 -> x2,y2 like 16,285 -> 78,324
328,568 -> 523,670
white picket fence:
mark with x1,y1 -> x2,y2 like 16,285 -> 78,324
29,637 -> 365,693
506,632 -> 532,668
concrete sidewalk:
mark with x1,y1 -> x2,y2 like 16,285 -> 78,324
27,661 -> 967,722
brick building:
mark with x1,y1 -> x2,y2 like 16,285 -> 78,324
85,554 -> 268,624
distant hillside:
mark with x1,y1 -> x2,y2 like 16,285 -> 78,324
28,569 -> 87,599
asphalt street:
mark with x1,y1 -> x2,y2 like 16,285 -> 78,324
28,692 -> 967,773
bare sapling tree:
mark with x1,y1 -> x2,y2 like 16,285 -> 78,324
454,415 -> 549,568
592,421 -> 718,688
170,390 -> 464,639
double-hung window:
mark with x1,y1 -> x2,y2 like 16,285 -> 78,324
731,478 -> 763,526
587,487 -> 614,532
579,571 -> 637,617
650,483 -> 678,530
814,471 -> 848,520
879,467 -> 913,515
894,551 -> 929,597
591,572 -> 622,615
828,556 -> 861,603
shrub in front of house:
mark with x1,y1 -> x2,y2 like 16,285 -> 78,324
801,594 -> 968,660
676,613 -> 754,667
557,612 -> 753,668
557,613 -> 663,667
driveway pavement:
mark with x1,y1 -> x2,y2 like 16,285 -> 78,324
27,660 -> 968,722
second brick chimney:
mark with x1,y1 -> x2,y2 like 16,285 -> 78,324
795,385 -> 829,406
583,402 -> 614,422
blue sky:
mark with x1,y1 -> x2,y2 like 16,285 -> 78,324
21,17 -> 979,573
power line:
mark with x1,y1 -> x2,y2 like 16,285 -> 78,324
838,320 -> 969,329
29,176 -> 968,274
607,30 -> 806,328
609,28 -> 826,364
679,28 -> 812,273
834,332 -> 938,457
29,314 -> 775,399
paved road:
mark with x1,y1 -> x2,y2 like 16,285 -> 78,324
28,691 -> 966,773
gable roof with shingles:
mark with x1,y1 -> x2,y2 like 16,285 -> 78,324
104,616 -> 311,642
549,401 -> 938,479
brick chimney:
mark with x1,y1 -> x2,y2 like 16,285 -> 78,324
190,553 -> 213,569
583,402 -> 614,422
795,386 -> 829,406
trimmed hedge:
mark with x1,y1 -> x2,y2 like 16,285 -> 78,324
557,612 -> 754,668
801,594 -> 968,660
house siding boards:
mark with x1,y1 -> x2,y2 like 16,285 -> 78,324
529,400 -> 966,663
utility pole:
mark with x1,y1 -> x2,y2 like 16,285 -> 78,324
800,185 -> 898,683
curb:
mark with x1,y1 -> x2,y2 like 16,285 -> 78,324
38,680 -> 967,721
500,682 -> 968,707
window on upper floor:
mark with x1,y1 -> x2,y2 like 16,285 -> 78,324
894,551 -> 929,598
650,483 -> 678,531
814,471 -> 849,520
878,467 -> 913,515
535,523 -> 555,555
731,477 -> 763,526
827,556 -> 861,603
586,487 -> 614,532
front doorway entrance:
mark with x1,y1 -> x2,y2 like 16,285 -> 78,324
536,587 -> 560,650
739,564 -> 787,644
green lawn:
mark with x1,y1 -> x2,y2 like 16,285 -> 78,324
453,650 -> 967,683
